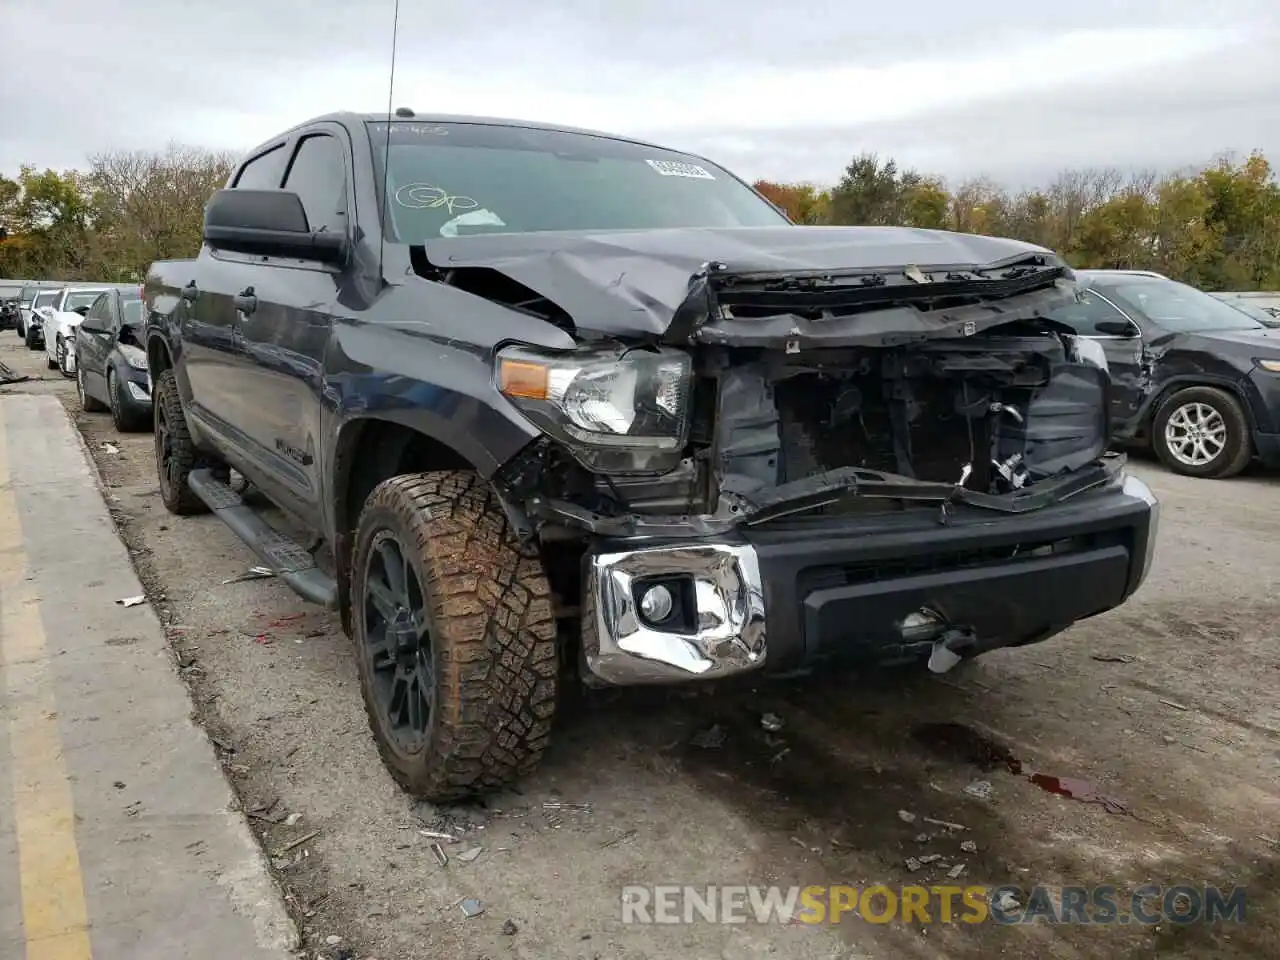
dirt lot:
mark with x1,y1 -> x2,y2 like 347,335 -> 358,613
3,333 -> 1277,960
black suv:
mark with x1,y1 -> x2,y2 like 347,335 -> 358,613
1055,270 -> 1280,479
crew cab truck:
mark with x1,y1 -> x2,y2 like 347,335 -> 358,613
144,111 -> 1159,802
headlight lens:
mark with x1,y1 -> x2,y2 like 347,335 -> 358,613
118,344 -> 147,370
496,344 -> 692,474
1254,358 -> 1280,373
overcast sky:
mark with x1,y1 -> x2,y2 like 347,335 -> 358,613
4,0 -> 1279,188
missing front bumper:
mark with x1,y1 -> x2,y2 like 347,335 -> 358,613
581,542 -> 767,684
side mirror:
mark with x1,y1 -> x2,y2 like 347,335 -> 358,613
203,189 -> 348,265
79,315 -> 106,334
73,305 -> 90,316
1095,319 -> 1137,337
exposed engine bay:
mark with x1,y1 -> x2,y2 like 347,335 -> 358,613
497,321 -> 1112,536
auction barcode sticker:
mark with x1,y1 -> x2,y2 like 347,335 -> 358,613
645,159 -> 717,180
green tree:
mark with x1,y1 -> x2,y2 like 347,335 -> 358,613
829,153 -> 928,226
86,144 -> 237,279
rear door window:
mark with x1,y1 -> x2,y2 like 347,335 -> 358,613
233,144 -> 289,189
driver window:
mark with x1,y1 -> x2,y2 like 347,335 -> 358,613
86,295 -> 109,327
1051,291 -> 1134,337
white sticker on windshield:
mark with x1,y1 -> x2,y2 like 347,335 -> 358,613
646,159 -> 716,180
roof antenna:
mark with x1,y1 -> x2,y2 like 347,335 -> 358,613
376,0 -> 402,287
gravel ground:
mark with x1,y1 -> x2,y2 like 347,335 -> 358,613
4,334 -> 1278,960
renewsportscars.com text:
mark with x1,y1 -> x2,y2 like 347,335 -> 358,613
620,884 -> 1247,925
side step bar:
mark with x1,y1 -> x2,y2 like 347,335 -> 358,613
187,468 -> 339,609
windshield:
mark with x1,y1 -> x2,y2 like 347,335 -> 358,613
1099,276 -> 1264,332
33,291 -> 58,309
366,121 -> 787,241
65,291 -> 106,312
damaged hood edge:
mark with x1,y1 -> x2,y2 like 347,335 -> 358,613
417,226 -> 1074,342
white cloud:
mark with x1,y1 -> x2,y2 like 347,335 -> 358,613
2,0 -> 1277,186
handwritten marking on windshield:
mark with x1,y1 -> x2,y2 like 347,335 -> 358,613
394,183 -> 479,215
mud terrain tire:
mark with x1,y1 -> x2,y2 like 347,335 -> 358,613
153,369 -> 215,514
350,471 -> 559,801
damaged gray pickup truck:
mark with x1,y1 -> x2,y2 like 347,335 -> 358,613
143,111 -> 1159,801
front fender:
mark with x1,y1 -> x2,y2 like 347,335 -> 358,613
323,277 -> 577,480
324,323 -> 545,479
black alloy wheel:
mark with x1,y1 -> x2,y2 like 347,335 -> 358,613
359,530 -> 435,751
154,389 -> 181,501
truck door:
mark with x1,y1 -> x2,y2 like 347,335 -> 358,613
233,128 -> 351,528
182,143 -> 292,445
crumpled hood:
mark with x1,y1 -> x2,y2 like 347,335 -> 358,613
418,226 -> 1058,338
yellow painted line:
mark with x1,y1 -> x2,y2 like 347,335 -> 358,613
0,410 -> 93,960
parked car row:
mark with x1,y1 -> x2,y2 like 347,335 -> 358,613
0,278 -> 152,433
11,281 -> 138,377
6,278 -> 65,340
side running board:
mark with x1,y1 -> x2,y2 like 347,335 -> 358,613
187,468 -> 338,609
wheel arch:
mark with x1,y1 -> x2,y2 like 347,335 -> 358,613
330,417 -> 479,632
1142,375 -> 1257,443
147,333 -> 173,378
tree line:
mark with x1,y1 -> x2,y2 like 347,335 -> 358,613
2,144 -> 1277,291
0,145 -> 236,282
754,151 -> 1280,291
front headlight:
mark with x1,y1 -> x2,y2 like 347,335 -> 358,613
496,343 -> 692,474
118,344 -> 147,370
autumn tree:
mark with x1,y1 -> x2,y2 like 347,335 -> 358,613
0,167 -> 96,279
87,144 -> 237,280
752,180 -> 831,224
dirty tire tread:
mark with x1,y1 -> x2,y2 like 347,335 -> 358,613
1152,385 -> 1252,479
154,369 -> 211,515
352,471 -> 559,802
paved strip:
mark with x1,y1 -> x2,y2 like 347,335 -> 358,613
0,395 -> 297,959
0,404 -> 91,960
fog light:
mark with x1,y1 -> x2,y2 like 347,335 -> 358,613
900,608 -> 946,642
639,584 -> 674,623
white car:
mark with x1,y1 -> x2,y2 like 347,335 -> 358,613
42,287 -> 115,376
